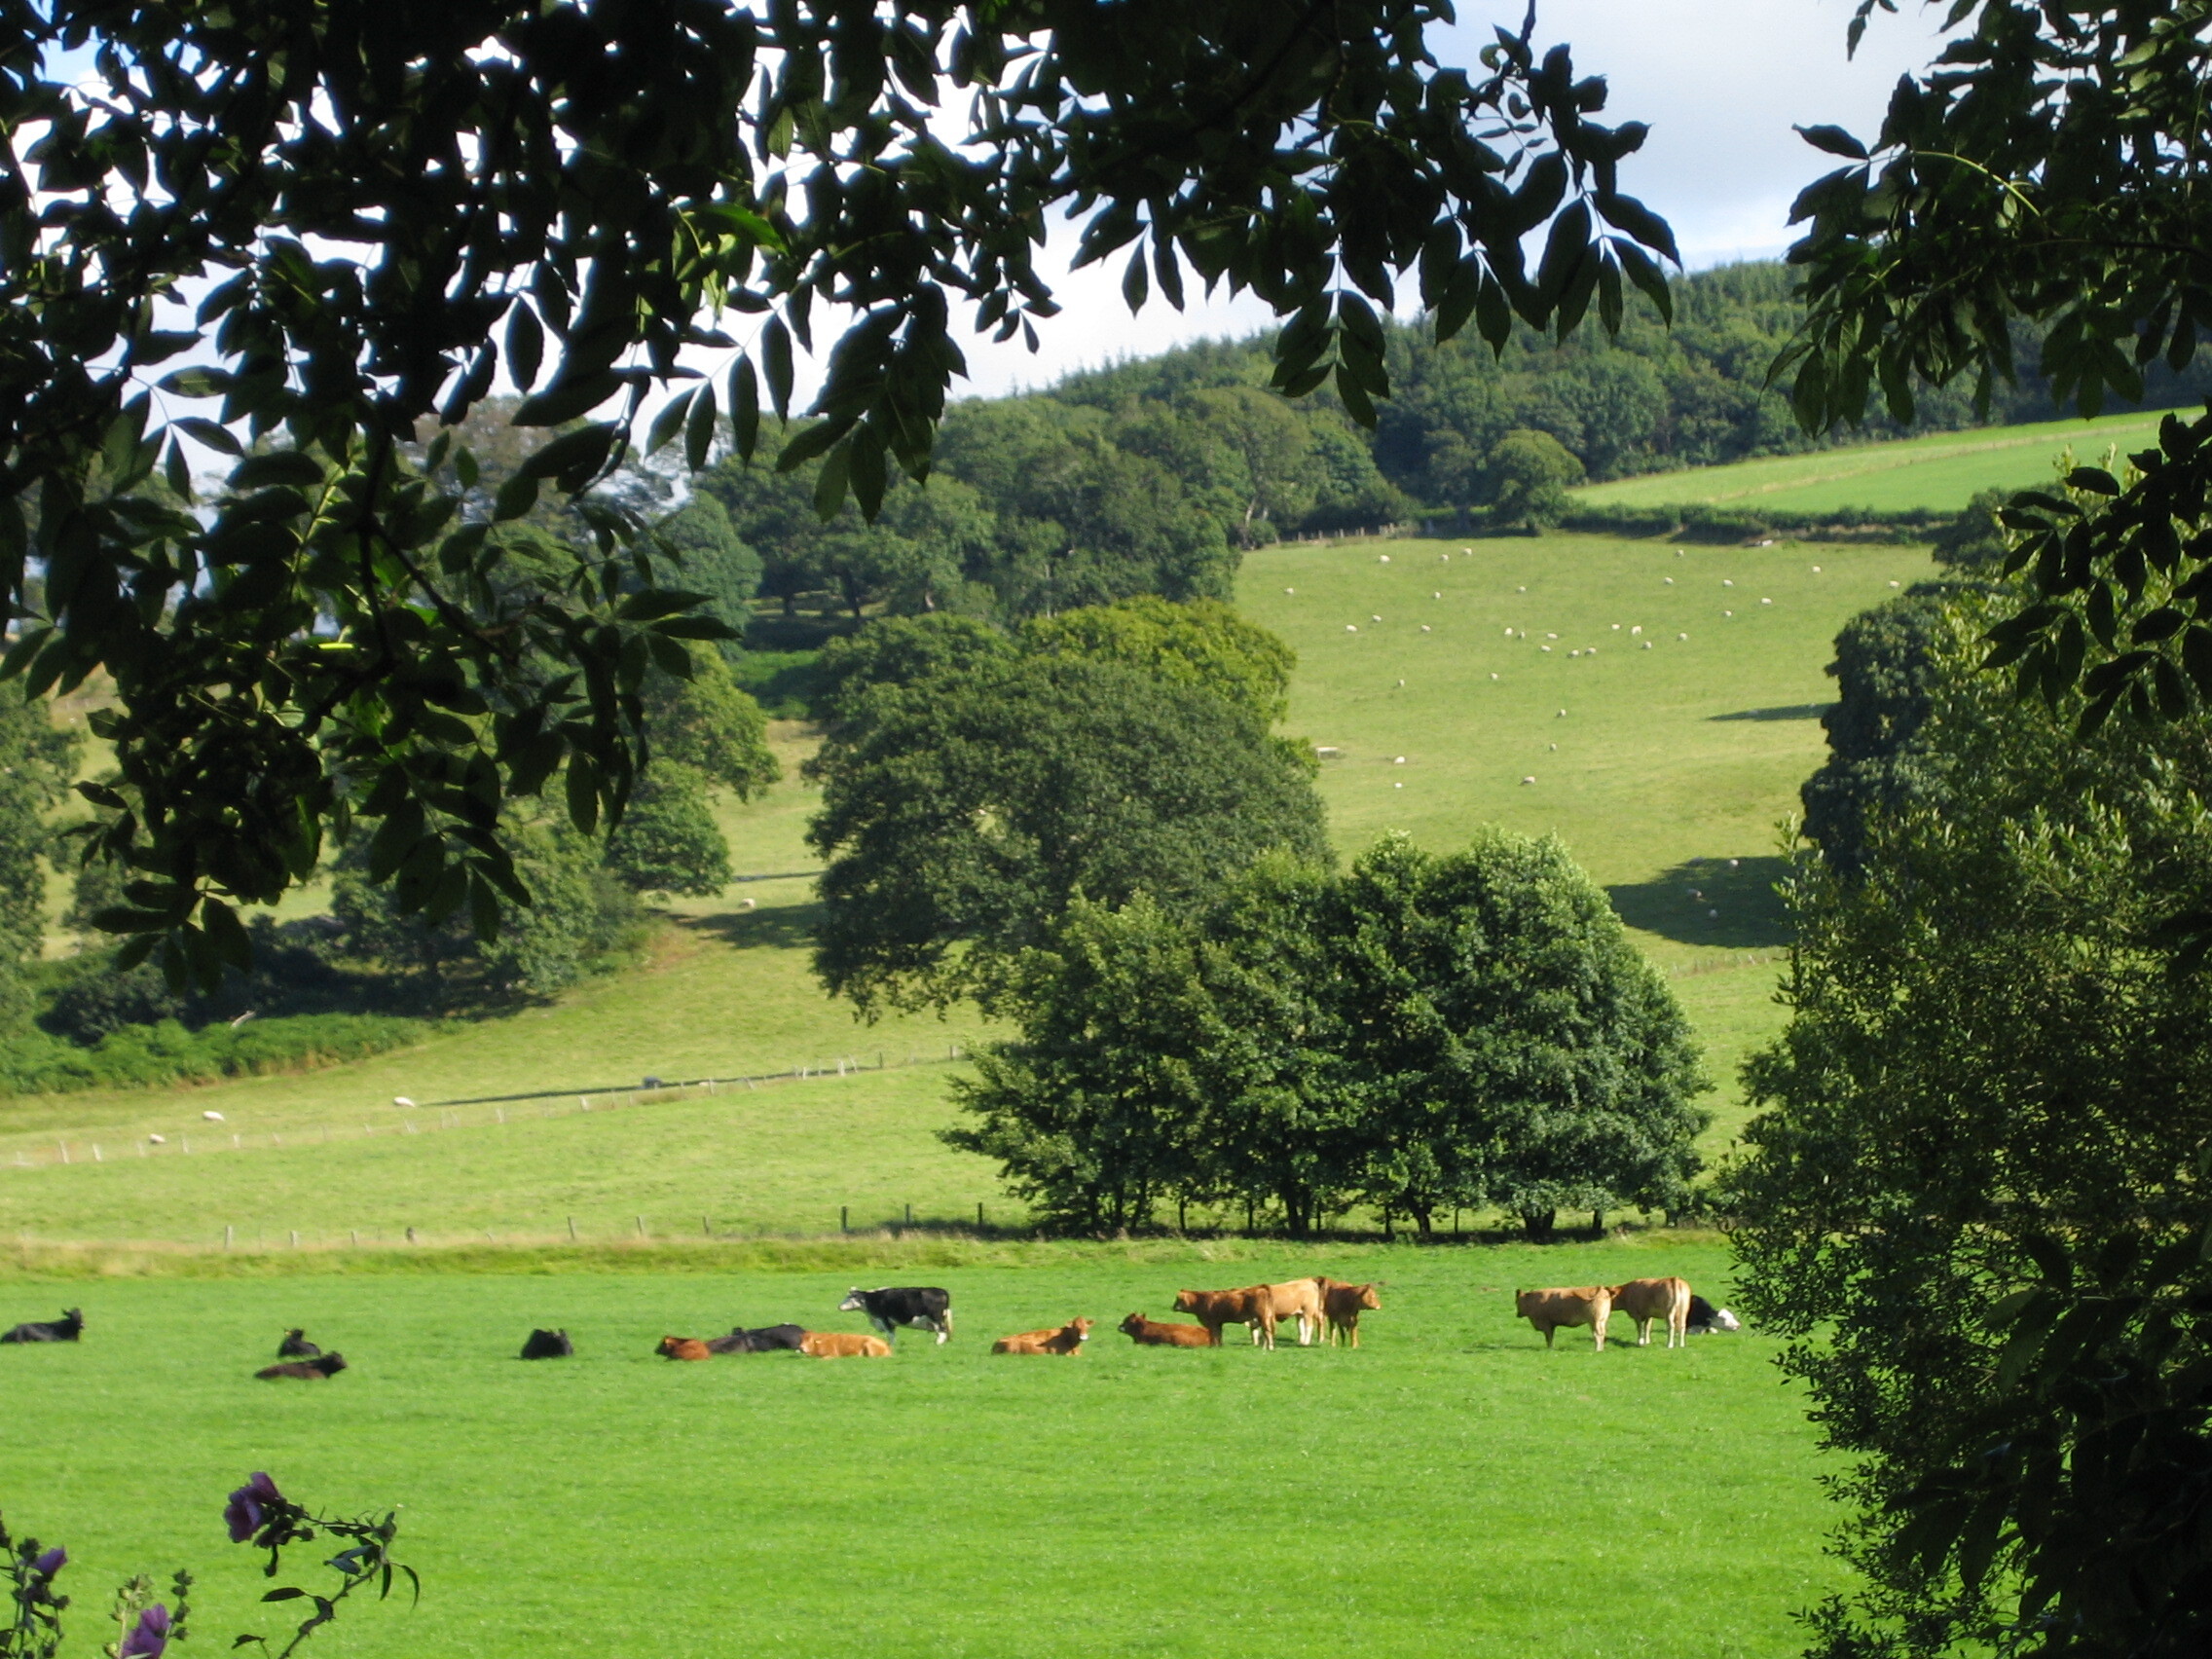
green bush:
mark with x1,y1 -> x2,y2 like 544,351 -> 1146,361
0,1014 -> 431,1095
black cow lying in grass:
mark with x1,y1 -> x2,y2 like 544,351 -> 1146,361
277,1328 -> 321,1358
257,1352 -> 347,1381
2,1308 -> 83,1344
1686,1295 -> 1742,1334
704,1324 -> 807,1354
520,1328 -> 574,1359
838,1287 -> 952,1345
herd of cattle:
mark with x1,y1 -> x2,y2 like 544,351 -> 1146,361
2,1276 -> 1739,1372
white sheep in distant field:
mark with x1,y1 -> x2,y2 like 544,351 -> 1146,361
1521,775 -> 1536,786
393,1096 -> 416,1109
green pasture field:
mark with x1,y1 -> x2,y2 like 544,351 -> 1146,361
0,531 -> 1925,1245
0,1239 -> 1838,1659
1573,407 -> 2175,515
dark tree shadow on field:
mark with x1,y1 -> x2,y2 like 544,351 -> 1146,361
681,902 -> 822,953
1607,856 -> 1792,949
1710,703 -> 1831,722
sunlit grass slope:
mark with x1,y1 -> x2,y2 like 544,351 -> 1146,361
1575,408 -> 2174,514
0,1240 -> 1836,1659
2,532 -> 1928,1242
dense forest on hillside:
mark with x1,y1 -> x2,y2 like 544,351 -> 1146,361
697,262 -> 2212,635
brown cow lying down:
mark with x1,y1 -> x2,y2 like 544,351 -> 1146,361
257,1352 -> 347,1381
1516,1286 -> 1614,1351
657,1335 -> 713,1361
799,1331 -> 892,1357
1316,1278 -> 1382,1347
1118,1313 -> 1212,1347
1173,1286 -> 1272,1348
1610,1276 -> 1692,1348
992,1317 -> 1093,1355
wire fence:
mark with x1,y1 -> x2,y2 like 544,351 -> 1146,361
1,1046 -> 969,1175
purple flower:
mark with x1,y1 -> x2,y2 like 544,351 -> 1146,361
119,1604 -> 169,1659
224,1471 -> 282,1543
30,1546 -> 64,1577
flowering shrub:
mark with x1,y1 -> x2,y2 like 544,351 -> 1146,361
0,1475 -> 411,1659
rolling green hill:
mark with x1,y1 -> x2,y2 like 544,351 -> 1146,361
1574,408 -> 2174,515
0,530 -> 1935,1249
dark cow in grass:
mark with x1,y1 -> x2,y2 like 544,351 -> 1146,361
838,1286 -> 952,1345
1686,1295 -> 1742,1334
2,1308 -> 82,1344
257,1352 -> 347,1381
520,1328 -> 574,1359
277,1328 -> 321,1359
705,1324 -> 807,1354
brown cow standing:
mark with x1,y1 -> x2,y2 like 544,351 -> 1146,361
1315,1278 -> 1382,1347
657,1336 -> 713,1361
991,1317 -> 1093,1355
1515,1286 -> 1614,1351
1609,1277 -> 1693,1348
1118,1313 -> 1213,1347
798,1331 -> 892,1357
1173,1286 -> 1273,1348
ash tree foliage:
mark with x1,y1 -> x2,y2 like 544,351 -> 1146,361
951,833 -> 1708,1237
0,2 -> 1673,990
1781,0 -> 2212,732
1732,586 -> 2212,1659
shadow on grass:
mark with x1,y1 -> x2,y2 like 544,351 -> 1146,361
1709,703 -> 1831,723
681,903 -> 823,953
1607,855 -> 1791,950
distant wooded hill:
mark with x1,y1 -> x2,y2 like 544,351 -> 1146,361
690,262 -> 2212,633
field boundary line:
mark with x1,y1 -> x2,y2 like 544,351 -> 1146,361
0,1049 -> 970,1175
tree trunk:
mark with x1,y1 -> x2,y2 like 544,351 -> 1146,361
1520,1208 -> 1556,1242
1411,1204 -> 1433,1237
1591,1209 -> 1605,1235
1381,1206 -> 1393,1243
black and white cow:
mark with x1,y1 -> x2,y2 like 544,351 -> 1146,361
1685,1294 -> 1742,1334
1,1308 -> 83,1344
705,1324 -> 807,1354
520,1328 -> 574,1359
838,1286 -> 952,1345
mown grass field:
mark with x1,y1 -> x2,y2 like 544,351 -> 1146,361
0,530 -> 1935,1245
1574,408 -> 2175,515
0,1239 -> 1836,1659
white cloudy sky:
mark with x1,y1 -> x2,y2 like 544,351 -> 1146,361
960,0 -> 1955,396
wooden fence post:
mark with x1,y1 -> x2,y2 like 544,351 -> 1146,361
568,1215 -> 577,1241
840,1205 -> 849,1234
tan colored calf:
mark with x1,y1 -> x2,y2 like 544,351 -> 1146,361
991,1317 -> 1093,1355
1254,1278 -> 1325,1346
1515,1286 -> 1614,1351
1609,1276 -> 1693,1348
799,1331 -> 892,1357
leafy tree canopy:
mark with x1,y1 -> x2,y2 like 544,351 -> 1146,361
949,832 -> 1707,1238
1021,595 -> 1295,727
1732,584 -> 2212,1658
2,2 -> 1668,985
1782,0 -> 2212,727
806,653 -> 1329,1015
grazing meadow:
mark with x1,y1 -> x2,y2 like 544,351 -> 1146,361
0,504 -> 1954,1656
1573,407 -> 2175,515
0,529 -> 1932,1245
0,1239 -> 1837,1659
